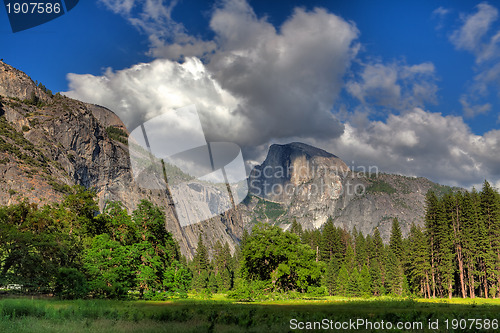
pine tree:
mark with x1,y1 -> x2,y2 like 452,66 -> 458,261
445,192 -> 466,298
407,223 -> 431,297
472,189 -> 491,297
320,218 -> 342,263
222,242 -> 234,290
373,228 -> 384,261
461,190 -> 480,298
354,230 -> 368,269
191,234 -> 209,291
385,250 -> 405,296
347,268 -> 360,297
305,229 -> 323,261
424,190 -> 439,297
290,218 -> 303,237
372,228 -> 386,292
437,193 -> 456,298
323,258 -> 337,296
335,263 -> 349,296
369,259 -> 384,296
358,264 -> 371,297
480,181 -> 500,297
389,218 -> 403,261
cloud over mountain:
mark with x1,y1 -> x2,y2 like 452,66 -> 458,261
65,0 -> 500,189
66,0 -> 359,151
331,108 -> 500,188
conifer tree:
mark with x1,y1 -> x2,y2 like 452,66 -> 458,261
191,234 -> 209,291
355,230 -> 368,269
461,190 -> 480,298
407,224 -> 431,297
290,218 -> 303,237
369,259 -> 384,296
480,181 -> 500,297
372,228 -> 384,261
372,228 -> 386,291
347,268 -> 360,297
320,218 -> 341,262
449,192 -> 466,298
358,264 -> 371,297
335,263 -> 349,296
424,190 -> 439,297
389,218 -> 403,261
323,258 -> 337,296
469,188 -> 491,297
385,250 -> 404,296
437,194 -> 455,298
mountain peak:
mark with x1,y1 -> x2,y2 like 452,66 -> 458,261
269,142 -> 339,159
249,142 -> 349,202
0,61 -> 51,102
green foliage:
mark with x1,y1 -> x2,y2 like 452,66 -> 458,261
253,198 -> 286,222
0,188 -> 189,299
191,235 -> 210,291
389,218 -> 403,260
37,82 -> 53,97
2,172 -> 500,302
320,217 -> 343,263
420,185 -> 500,299
0,116 -> 49,168
48,181 -> 72,194
105,126 -> 128,145
289,218 -> 303,237
84,233 -> 136,299
366,179 -> 397,194
55,267 -> 88,299
22,92 -> 45,107
240,223 -> 323,292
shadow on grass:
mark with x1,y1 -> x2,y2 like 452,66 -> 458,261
1,297 -> 499,332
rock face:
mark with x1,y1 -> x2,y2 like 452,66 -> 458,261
0,60 -> 242,259
249,142 -> 349,204
244,142 -> 454,241
0,63 -> 51,102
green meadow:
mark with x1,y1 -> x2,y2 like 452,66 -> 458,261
1,296 -> 500,332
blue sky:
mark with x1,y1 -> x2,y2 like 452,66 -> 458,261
1,0 -> 500,188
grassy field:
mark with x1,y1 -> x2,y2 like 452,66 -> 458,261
1,295 -> 500,332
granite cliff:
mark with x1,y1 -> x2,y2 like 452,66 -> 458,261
244,142 -> 454,241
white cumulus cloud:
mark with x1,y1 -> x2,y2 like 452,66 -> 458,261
329,108 -> 500,188
449,2 -> 500,118
346,61 -> 437,111
66,1 -> 359,155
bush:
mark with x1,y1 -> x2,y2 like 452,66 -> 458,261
48,181 -> 72,194
55,267 -> 89,299
307,285 -> 327,297
227,280 -> 271,302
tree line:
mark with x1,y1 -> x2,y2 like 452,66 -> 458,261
414,180 -> 500,298
191,181 -> 500,300
0,186 -> 190,299
1,181 -> 499,300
